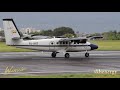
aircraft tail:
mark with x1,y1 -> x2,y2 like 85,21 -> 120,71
3,19 -> 23,45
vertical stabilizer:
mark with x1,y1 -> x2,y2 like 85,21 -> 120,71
3,19 -> 23,45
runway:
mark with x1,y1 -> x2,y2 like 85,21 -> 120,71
0,51 -> 120,75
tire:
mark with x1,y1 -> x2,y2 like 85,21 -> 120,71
65,53 -> 70,58
85,53 -> 89,57
51,52 -> 56,58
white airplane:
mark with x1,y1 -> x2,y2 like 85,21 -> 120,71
3,18 -> 98,58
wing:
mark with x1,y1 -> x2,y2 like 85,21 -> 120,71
69,38 -> 87,43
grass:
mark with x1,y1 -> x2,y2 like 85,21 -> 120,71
1,73 -> 120,78
0,42 -> 34,52
90,40 -> 120,51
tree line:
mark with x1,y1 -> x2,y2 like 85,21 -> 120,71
90,30 -> 120,40
0,26 -> 76,38
102,30 -> 120,40
30,27 -> 76,38
0,26 -> 120,40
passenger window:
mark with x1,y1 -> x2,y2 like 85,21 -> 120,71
74,41 -> 76,44
77,42 -> 79,44
51,42 -> 53,45
66,42 -> 68,44
60,42 -> 62,44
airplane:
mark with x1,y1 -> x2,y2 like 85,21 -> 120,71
2,18 -> 98,58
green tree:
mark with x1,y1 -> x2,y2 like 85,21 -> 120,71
64,33 -> 75,38
40,30 -> 53,36
30,27 -> 76,37
30,31 -> 42,36
53,27 -> 75,36
102,30 -> 120,40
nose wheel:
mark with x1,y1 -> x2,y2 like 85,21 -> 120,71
85,52 -> 89,57
51,52 -> 57,58
65,53 -> 70,58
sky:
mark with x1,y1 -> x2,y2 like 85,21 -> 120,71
0,12 -> 120,34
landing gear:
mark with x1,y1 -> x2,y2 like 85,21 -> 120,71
51,52 -> 57,58
65,53 -> 70,58
85,52 -> 89,57
51,52 -> 70,58
51,52 -> 89,58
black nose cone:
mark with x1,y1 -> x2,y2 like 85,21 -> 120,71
90,44 -> 98,50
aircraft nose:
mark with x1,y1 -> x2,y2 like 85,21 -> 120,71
90,44 -> 98,50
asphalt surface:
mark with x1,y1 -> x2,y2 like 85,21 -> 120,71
0,51 -> 120,75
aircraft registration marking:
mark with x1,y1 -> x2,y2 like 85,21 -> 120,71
29,42 -> 38,45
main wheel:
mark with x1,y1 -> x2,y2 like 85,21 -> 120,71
85,52 -> 89,57
51,52 -> 56,58
65,53 -> 70,58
